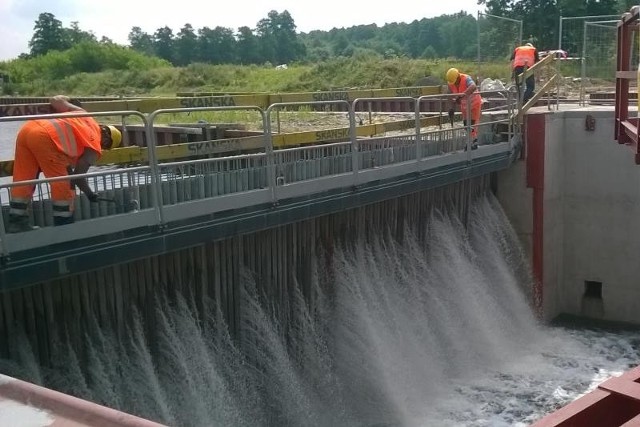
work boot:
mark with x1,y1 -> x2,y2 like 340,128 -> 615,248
6,214 -> 35,233
464,139 -> 479,151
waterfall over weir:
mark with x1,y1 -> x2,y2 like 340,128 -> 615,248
1,193 -> 635,426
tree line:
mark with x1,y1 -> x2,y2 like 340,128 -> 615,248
12,1 -> 639,69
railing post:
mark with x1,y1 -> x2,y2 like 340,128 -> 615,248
349,103 -> 359,185
580,21 -> 588,106
466,97 -> 473,156
145,111 -> 165,227
556,54 -> 561,110
416,96 -> 423,163
558,15 -> 563,51
0,207 -> 8,257
263,109 -> 278,205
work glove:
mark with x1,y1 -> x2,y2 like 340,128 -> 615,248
85,191 -> 100,203
448,108 -> 455,121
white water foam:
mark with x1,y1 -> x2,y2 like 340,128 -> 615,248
0,192 -> 637,426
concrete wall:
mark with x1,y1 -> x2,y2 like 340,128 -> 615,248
556,108 -> 640,323
543,112 -> 566,321
501,107 -> 640,324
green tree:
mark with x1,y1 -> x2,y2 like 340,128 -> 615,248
331,33 -> 350,57
197,26 -> 236,64
438,12 -> 477,59
175,24 -> 198,66
273,11 -> 306,63
154,26 -> 175,63
212,27 -> 237,64
29,12 -> 69,56
64,21 -> 96,45
256,13 -> 278,63
128,27 -> 155,56
256,10 -> 305,64
236,27 -> 262,64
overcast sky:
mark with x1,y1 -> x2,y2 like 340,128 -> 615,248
0,0 -> 482,60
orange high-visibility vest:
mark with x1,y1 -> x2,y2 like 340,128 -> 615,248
38,116 -> 102,161
447,73 -> 481,107
513,45 -> 536,68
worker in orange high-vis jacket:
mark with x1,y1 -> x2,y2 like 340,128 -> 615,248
7,95 -> 122,233
446,68 -> 482,149
511,42 -> 539,103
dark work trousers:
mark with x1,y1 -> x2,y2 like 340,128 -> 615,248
514,65 -> 535,103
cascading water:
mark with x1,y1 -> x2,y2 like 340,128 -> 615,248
0,192 -> 638,427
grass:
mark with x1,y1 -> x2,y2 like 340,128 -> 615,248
3,56 -> 518,98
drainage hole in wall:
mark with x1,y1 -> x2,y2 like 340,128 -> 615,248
584,280 -> 603,299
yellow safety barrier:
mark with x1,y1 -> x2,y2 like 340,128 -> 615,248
0,86 -> 442,117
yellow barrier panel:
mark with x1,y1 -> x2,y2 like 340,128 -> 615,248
274,90 -> 372,104
0,87 -> 443,117
0,103 -> 55,116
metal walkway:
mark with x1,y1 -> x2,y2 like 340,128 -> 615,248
0,94 -> 519,290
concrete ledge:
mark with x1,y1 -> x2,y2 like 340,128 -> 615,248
0,374 -> 165,427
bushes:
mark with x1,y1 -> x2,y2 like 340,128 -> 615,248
1,42 -> 168,87
0,52 -> 513,96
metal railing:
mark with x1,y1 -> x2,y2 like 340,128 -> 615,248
514,54 -> 561,119
0,95 -> 515,256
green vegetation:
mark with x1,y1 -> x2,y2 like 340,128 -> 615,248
0,49 -> 512,97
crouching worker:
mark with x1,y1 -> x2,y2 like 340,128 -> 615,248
446,67 -> 482,149
7,95 -> 122,232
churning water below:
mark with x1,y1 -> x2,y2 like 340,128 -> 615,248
0,191 -> 638,426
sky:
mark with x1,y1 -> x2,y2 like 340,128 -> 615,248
0,0 -> 482,60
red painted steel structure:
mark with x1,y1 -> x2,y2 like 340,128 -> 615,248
0,374 -> 166,426
532,9 -> 640,425
532,366 -> 640,426
525,113 -> 546,317
615,6 -> 640,164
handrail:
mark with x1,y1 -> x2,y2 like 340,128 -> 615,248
147,105 -> 268,224
518,53 -> 555,83
518,75 -> 560,119
266,100 -> 353,191
0,98 -> 514,257
512,53 -> 560,121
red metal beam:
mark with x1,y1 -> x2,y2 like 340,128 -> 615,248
525,113 -> 546,316
615,8 -> 640,163
532,367 -> 640,426
621,414 -> 640,427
